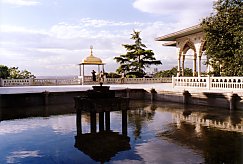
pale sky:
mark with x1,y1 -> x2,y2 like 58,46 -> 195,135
0,0 -> 214,76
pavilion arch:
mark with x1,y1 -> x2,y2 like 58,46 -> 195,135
199,40 -> 206,57
155,24 -> 206,77
199,40 -> 211,74
178,39 -> 197,76
179,39 -> 196,57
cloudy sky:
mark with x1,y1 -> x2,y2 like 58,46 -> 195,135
0,0 -> 214,76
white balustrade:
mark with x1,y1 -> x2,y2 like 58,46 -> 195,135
0,77 -> 172,86
106,77 -> 171,84
33,78 -> 80,86
0,79 -> 33,87
173,76 -> 243,91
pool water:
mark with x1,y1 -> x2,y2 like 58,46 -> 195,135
0,101 -> 242,163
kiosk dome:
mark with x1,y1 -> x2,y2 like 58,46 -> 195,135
78,46 -> 105,85
81,46 -> 103,65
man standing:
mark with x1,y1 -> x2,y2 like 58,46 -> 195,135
121,72 -> 125,84
91,70 -> 96,81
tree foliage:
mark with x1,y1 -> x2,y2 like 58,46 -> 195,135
153,66 -> 193,77
201,0 -> 243,76
114,30 -> 162,77
0,65 -> 10,79
0,65 -> 35,79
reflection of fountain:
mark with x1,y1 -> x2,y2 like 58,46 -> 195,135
74,85 -> 130,163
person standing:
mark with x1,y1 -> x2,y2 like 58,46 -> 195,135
121,72 -> 125,84
99,71 -> 104,85
91,70 -> 96,81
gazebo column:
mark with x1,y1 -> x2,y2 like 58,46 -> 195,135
79,65 -> 82,76
198,55 -> 201,77
82,64 -> 84,85
98,65 -> 100,74
177,55 -> 181,77
182,54 -> 185,76
193,54 -> 197,77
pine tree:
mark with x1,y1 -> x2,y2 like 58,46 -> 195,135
114,30 -> 162,77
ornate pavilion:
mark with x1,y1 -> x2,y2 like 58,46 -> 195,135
155,24 -> 210,77
79,46 -> 105,84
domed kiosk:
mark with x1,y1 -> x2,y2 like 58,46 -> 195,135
78,46 -> 105,85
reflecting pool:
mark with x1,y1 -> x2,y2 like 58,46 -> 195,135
0,101 -> 242,163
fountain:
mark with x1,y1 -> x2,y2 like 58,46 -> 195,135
74,85 -> 130,163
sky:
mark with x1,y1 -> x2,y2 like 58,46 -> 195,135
0,0 -> 214,76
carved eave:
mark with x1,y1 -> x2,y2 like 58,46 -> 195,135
155,24 -> 203,41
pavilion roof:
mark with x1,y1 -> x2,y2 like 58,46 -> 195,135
155,24 -> 203,42
80,46 -> 104,65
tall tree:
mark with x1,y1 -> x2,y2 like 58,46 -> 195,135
114,30 -> 162,77
201,0 -> 243,76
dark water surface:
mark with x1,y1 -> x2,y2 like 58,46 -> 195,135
0,101 -> 242,164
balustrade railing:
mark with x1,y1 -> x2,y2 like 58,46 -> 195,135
0,79 -> 33,87
33,78 -> 80,86
0,77 -> 172,87
105,77 -> 171,84
173,76 -> 243,90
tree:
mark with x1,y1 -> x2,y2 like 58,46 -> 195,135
153,66 -> 193,77
0,65 -> 35,79
0,65 -> 10,79
114,30 -> 162,77
9,67 -> 21,79
201,0 -> 243,76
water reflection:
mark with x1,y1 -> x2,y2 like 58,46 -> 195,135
0,104 -> 75,121
156,103 -> 243,164
0,100 -> 242,163
74,89 -> 131,163
173,109 -> 243,134
6,150 -> 42,163
75,111 -> 130,163
128,104 -> 156,139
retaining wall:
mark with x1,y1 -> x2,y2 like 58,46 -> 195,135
0,89 -> 242,110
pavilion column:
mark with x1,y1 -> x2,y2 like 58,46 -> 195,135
198,55 -> 201,77
177,55 -> 181,77
207,55 -> 211,74
182,54 -> 185,76
193,54 -> 197,77
98,65 -> 100,74
82,64 -> 84,85
79,65 -> 81,76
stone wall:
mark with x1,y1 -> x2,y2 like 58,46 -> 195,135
0,89 -> 242,110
